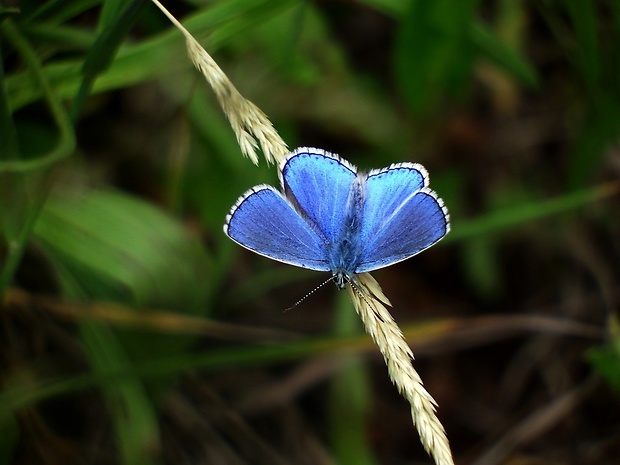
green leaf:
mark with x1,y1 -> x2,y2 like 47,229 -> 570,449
33,188 -> 214,361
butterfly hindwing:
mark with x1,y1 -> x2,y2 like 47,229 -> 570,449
224,185 -> 331,271
359,163 -> 428,244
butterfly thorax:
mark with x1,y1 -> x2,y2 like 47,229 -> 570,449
333,269 -> 350,290
329,192 -> 363,289
330,238 -> 358,289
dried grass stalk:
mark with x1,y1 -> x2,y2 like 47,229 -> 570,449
150,0 -> 288,165
348,273 -> 454,465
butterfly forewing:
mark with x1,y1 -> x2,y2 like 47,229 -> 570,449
224,186 -> 331,271
280,148 -> 357,245
355,177 -> 449,273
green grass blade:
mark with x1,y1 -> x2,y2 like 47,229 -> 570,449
394,0 -> 480,114
470,22 -> 538,88
568,105 -> 620,188
565,0 -> 601,97
23,0 -> 101,25
99,0 -> 126,31
0,34 -> 17,159
71,0 -> 147,121
7,0 -> 297,112
0,20 -> 76,173
0,6 -> 19,25
0,188 -> 47,298
17,23 -> 95,51
81,322 -> 161,465
587,340 -> 620,392
0,410 -> 19,465
445,183 -> 618,243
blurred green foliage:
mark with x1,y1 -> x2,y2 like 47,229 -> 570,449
0,1 -> 618,464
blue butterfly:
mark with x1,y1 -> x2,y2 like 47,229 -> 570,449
224,147 -> 450,289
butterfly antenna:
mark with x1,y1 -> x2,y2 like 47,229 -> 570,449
347,277 -> 380,315
284,276 -> 336,312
